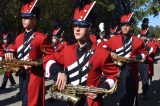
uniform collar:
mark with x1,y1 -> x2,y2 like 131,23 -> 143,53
77,40 -> 92,51
24,29 -> 36,41
25,29 -> 36,36
122,34 -> 131,44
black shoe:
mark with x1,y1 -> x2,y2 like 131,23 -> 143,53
13,91 -> 20,97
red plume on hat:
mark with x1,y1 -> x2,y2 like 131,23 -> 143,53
52,19 -> 64,37
120,12 -> 134,23
110,26 -> 118,35
73,0 -> 96,24
21,0 -> 37,14
20,0 -> 40,18
52,29 -> 60,36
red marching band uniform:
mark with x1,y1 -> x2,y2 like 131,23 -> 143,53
8,33 -> 46,106
6,0 -> 47,105
140,21 -> 157,81
43,1 -> 119,106
101,13 -> 147,105
146,39 -> 157,80
90,34 -> 97,45
106,32 -> 146,91
55,41 -> 67,52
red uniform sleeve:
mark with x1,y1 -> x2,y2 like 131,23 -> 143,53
41,35 -> 64,78
0,44 -> 4,57
40,35 -> 55,56
101,51 -> 119,89
146,41 -> 157,63
147,42 -> 157,55
97,40 -> 108,48
136,40 -> 147,62
103,39 -> 111,49
43,54 -> 64,78
6,43 -> 17,53
90,34 -> 97,45
56,42 -> 68,52
54,49 -> 64,65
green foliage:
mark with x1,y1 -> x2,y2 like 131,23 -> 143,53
0,0 -> 159,39
133,0 -> 160,20
149,25 -> 160,38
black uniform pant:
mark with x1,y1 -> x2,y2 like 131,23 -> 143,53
119,74 -> 138,106
1,72 -> 16,88
118,65 -> 138,106
138,63 -> 149,95
138,63 -> 149,85
19,70 -> 29,106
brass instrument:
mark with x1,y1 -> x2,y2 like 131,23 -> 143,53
111,52 -> 141,67
0,59 -> 42,76
50,81 -> 117,105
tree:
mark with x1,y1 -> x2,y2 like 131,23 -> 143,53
0,0 -> 160,41
149,25 -> 160,38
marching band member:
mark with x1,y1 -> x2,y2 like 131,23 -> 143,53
103,13 -> 147,106
4,0 -> 49,105
43,0 -> 119,106
97,23 -> 107,45
138,18 -> 157,99
51,19 -> 68,52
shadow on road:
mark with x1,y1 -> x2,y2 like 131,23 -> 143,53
0,93 -> 21,106
0,87 -> 18,94
138,79 -> 160,106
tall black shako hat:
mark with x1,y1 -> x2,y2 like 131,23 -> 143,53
73,0 -> 96,27
20,0 -> 40,19
52,19 -> 64,38
140,18 -> 149,36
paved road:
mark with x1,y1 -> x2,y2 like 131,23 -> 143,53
0,58 -> 160,106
